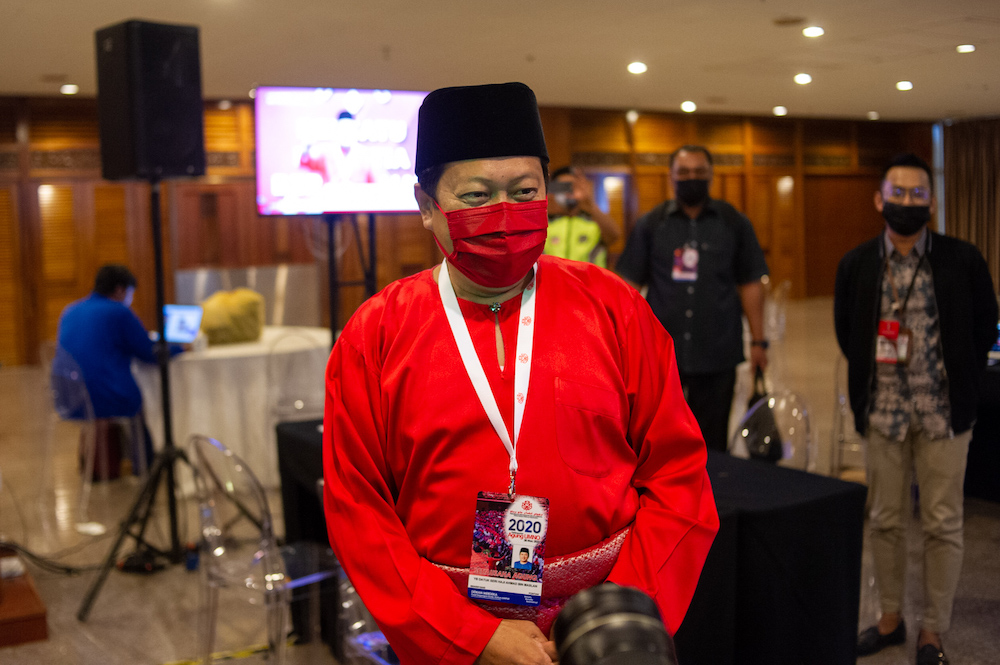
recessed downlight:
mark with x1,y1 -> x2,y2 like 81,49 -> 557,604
867,111 -> 880,121
625,110 -> 639,124
794,73 -> 812,85
896,80 -> 913,91
802,26 -> 825,38
957,44 -> 975,54
627,61 -> 648,74
773,106 -> 788,116
680,101 -> 697,113
60,84 -> 79,95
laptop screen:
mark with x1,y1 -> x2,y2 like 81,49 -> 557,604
163,305 -> 203,344
989,322 -> 1000,364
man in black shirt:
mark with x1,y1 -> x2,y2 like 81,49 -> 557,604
616,145 -> 769,452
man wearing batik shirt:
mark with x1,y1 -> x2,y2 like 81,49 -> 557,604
835,153 -> 997,665
323,82 -> 718,665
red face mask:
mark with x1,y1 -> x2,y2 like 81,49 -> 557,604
434,199 -> 548,288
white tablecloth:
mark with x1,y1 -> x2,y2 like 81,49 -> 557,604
134,326 -> 332,488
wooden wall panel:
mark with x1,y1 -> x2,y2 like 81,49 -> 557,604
0,186 -> 22,365
0,94 -> 936,363
0,101 -> 17,144
747,173 -> 799,289
803,175 -> 884,296
632,115 -> 689,154
694,116 -> 744,153
29,99 -> 100,147
93,185 -> 129,268
538,107 -> 572,170
173,181 -> 315,270
571,109 -> 630,153
750,118 -> 796,152
634,172 -> 667,218
38,184 -> 78,284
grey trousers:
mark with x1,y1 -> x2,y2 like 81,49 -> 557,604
865,423 -> 971,634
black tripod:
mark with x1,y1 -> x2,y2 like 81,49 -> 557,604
78,179 -> 187,621
323,213 -> 377,335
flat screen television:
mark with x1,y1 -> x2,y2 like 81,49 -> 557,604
255,86 -> 428,215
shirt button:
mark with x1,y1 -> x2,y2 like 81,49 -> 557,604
687,286 -> 695,295
684,332 -> 692,341
685,309 -> 693,318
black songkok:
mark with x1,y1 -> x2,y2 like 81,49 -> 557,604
415,82 -> 549,173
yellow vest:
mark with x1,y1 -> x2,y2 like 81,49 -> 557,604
544,216 -> 607,267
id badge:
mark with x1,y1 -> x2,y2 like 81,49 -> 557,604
895,328 -> 912,364
876,319 -> 900,364
672,245 -> 698,282
468,492 -> 548,607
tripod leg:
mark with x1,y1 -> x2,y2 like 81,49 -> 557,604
77,451 -> 168,621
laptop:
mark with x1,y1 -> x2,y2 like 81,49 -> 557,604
163,305 -> 204,344
989,322 -> 1000,365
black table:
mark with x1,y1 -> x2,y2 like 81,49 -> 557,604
275,419 -> 339,651
674,452 -> 868,665
967,366 -> 1000,503
276,419 -> 329,545
277,422 -> 868,665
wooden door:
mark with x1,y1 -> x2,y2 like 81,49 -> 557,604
804,176 -> 885,296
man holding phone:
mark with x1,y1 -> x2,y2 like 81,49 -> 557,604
543,166 -> 621,267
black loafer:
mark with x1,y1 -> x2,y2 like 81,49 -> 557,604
917,644 -> 949,665
856,620 -> 906,656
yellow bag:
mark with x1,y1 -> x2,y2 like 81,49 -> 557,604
200,288 -> 264,345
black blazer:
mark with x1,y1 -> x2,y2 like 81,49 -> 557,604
834,231 -> 998,436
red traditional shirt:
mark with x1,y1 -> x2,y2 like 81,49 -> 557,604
323,255 -> 718,664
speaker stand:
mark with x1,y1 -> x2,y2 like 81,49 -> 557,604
78,178 -> 187,621
324,213 -> 377,337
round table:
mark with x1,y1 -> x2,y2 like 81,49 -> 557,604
134,326 -> 332,488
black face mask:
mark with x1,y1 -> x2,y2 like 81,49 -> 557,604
674,179 -> 710,206
882,201 -> 931,236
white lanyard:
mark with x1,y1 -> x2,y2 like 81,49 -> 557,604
438,259 -> 537,494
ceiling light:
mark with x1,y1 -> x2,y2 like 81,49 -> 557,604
957,44 -> 975,54
794,73 -> 812,85
627,61 -> 647,74
802,26 -> 825,38
773,106 -> 788,116
867,111 -> 880,120
625,110 -> 639,124
248,88 -> 257,99
680,101 -> 697,113
217,100 -> 232,110
60,84 -> 79,95
896,80 -> 913,91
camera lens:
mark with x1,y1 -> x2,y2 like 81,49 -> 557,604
553,584 -> 677,665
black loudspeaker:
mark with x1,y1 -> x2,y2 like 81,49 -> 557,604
95,20 -> 206,180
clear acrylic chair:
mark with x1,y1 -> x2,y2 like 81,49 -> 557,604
191,434 -> 338,664
45,345 -> 108,536
729,389 -> 817,472
830,354 -> 866,481
267,330 -> 327,424
337,570 -> 394,665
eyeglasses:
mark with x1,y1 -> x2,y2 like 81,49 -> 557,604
885,186 -> 931,203
673,166 -> 711,179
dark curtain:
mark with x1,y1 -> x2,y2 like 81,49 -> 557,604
944,119 -> 1000,292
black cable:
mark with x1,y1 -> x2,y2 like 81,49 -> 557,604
0,540 -> 104,575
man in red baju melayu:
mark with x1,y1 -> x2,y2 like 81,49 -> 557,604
323,82 -> 718,665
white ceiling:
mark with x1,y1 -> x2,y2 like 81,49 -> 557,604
2,0 -> 998,121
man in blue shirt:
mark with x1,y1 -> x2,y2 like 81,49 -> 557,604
512,548 -> 533,572
57,265 -> 180,476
